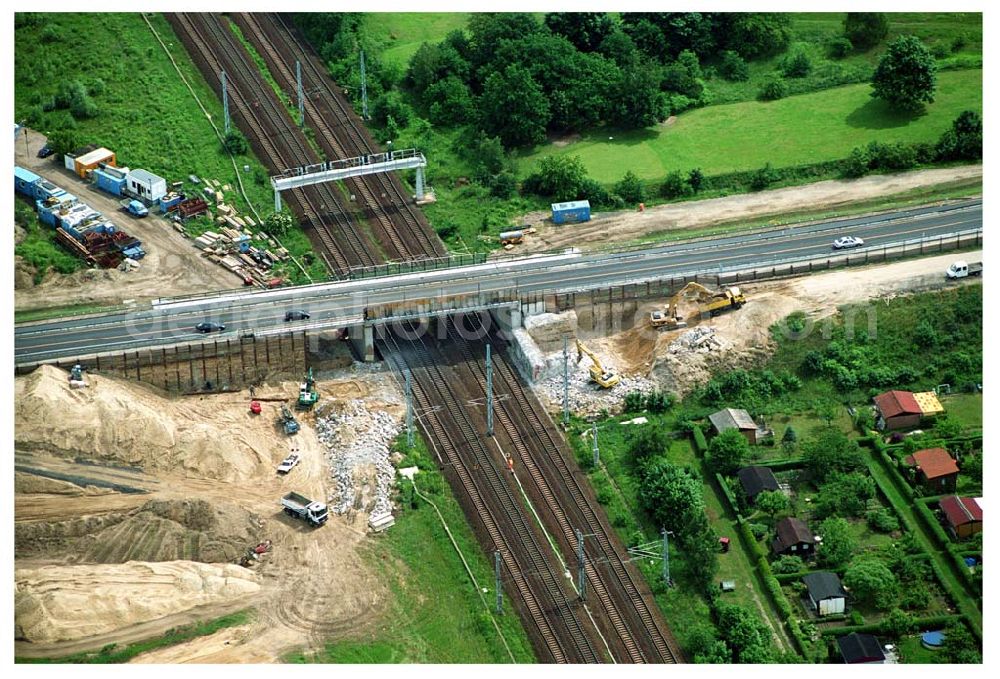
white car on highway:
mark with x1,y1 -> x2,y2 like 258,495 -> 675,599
832,236 -> 865,250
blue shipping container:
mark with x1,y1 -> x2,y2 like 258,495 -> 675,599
551,199 -> 591,225
159,194 -> 183,212
33,178 -> 64,201
94,168 -> 126,196
14,166 -> 40,198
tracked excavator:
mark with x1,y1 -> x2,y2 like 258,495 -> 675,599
650,282 -> 747,330
575,339 -> 621,389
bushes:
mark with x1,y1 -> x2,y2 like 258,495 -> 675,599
781,47 -> 813,78
614,170 -> 645,204
757,77 -> 787,101
660,170 -> 689,199
866,507 -> 900,533
692,426 -> 708,454
222,130 -> 249,155
718,50 -> 749,81
748,163 -> 778,190
828,37 -> 853,59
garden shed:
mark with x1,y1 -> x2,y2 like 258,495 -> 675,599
837,632 -> 886,664
803,572 -> 847,617
905,448 -> 959,492
939,495 -> 982,538
771,517 -> 816,557
709,407 -> 761,444
873,390 -> 923,430
736,466 -> 779,505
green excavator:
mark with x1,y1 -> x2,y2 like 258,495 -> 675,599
297,367 -> 319,409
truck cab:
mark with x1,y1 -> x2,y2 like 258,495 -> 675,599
946,261 -> 982,279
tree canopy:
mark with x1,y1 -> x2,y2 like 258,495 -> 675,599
844,557 -> 899,610
871,35 -> 937,112
707,429 -> 751,476
844,13 -> 890,50
802,428 -> 865,483
817,517 -> 856,568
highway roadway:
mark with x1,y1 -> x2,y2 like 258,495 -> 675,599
15,200 -> 981,363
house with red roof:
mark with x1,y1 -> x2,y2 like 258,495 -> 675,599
873,390 -> 923,430
939,496 -> 982,539
904,448 -> 959,492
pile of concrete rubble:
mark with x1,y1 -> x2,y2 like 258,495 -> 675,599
314,399 -> 401,523
668,326 -> 728,354
534,351 -> 658,417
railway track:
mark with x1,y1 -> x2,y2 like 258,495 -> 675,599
234,12 -> 446,262
166,13 -> 381,276
379,322 -> 606,664
450,312 -> 684,663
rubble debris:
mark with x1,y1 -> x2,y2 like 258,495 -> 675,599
668,326 -> 729,354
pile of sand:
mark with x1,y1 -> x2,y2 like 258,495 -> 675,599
16,499 -> 264,564
15,560 -> 260,643
14,365 -> 269,482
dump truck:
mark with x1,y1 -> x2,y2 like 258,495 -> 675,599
575,339 -> 620,389
120,199 -> 148,217
279,405 -> 300,435
697,285 -> 746,317
946,260 -> 982,279
280,492 -> 328,526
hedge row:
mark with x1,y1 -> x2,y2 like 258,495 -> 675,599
716,472 -> 740,515
819,614 -> 965,639
757,458 -> 806,473
692,427 -> 708,454
757,554 -> 812,657
701,158 -> 846,194
913,497 -> 982,597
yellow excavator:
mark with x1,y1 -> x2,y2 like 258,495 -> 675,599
650,282 -> 747,329
575,339 -> 621,389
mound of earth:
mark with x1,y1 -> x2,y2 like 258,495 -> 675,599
14,472 -> 111,496
15,560 -> 260,643
14,365 -> 270,482
16,498 -> 264,564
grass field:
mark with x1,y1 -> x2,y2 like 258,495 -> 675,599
287,434 -> 534,664
519,69 -> 982,183
364,13 -> 470,68
16,610 -> 252,664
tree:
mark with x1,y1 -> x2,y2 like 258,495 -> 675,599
661,171 -> 688,199
814,472 -> 876,518
637,458 -> 706,539
687,168 -> 705,193
749,163 -> 777,190
802,428 -> 865,483
882,608 -> 915,638
614,170 -> 645,204
717,13 -> 791,60
522,155 -> 590,200
425,76 -> 473,126
817,517 -> 855,568
45,128 -> 79,157
222,130 -> 248,155
263,211 -> 294,236
871,35 -> 937,112
845,557 -> 899,610
598,30 -> 640,69
844,13 -> 890,50
936,110 -> 982,161
628,426 -> 670,464
544,12 -> 615,52
940,620 -> 982,664
718,50 -> 749,81
478,64 -> 550,147
844,146 -> 871,178
754,490 -> 790,519
707,429 -> 751,475
780,426 -> 798,453
608,62 -> 670,128
687,623 -> 730,663
715,603 -> 774,663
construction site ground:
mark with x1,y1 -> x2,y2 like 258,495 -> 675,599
13,362 -> 406,662
533,249 -> 983,414
512,165 -> 982,255
15,128 -> 241,311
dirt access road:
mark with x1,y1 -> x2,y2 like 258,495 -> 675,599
14,368 -> 394,662
15,128 -> 242,311
515,165 -> 982,254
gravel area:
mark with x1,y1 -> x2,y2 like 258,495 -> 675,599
534,346 -> 657,417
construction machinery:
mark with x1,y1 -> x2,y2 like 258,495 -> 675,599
698,285 -> 746,316
575,339 -> 621,389
651,282 -> 746,329
279,405 -> 301,435
297,367 -> 319,409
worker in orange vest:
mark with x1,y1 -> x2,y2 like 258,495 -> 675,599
507,456 -> 514,472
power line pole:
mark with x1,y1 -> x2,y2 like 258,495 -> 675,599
405,369 -> 414,448
661,528 -> 672,587
486,344 -> 494,436
576,529 -> 586,600
220,71 -> 230,135
562,336 -> 569,426
359,50 -> 369,120
296,60 -> 304,127
591,421 -> 599,466
494,550 -> 503,615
